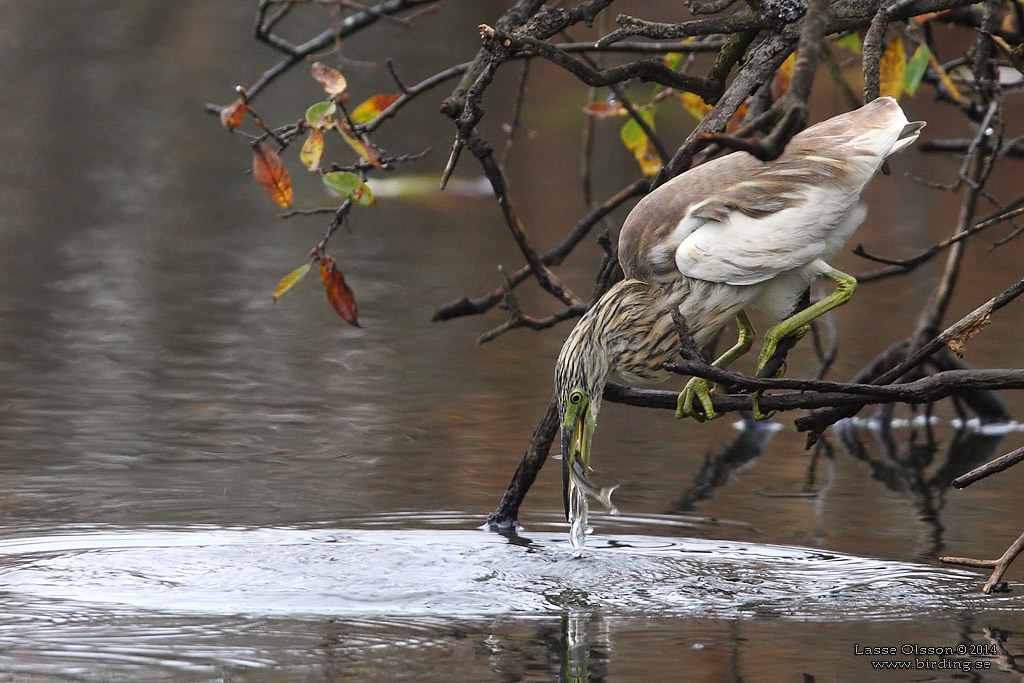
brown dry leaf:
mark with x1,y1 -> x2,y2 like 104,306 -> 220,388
879,39 -> 907,99
583,101 -> 628,118
338,124 -> 383,167
771,52 -> 796,101
220,99 -> 245,130
311,62 -> 347,96
251,142 -> 293,208
351,94 -> 402,124
320,255 -> 360,326
300,128 -> 325,171
947,313 -> 991,358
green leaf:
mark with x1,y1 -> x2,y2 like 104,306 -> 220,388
835,32 -> 862,55
322,171 -> 375,206
305,101 -> 337,128
903,43 -> 931,95
273,262 -> 312,301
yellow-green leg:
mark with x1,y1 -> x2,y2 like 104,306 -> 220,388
750,266 -> 858,419
677,310 -> 755,422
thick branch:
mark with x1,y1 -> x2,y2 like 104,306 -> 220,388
604,368 -> 1024,415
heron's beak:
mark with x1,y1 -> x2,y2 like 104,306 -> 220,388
561,397 -> 594,521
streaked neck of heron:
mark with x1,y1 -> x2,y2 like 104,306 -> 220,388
555,279 -> 671,422
555,303 -> 612,423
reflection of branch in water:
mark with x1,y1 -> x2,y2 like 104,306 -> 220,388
668,420 -> 777,514
941,444 -> 1024,593
835,422 -> 1009,562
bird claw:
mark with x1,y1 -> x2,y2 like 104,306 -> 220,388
750,391 -> 775,421
677,377 -> 718,422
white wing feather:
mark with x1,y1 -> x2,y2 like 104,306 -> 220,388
674,187 -> 862,286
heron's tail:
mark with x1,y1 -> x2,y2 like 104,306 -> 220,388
888,120 -> 926,156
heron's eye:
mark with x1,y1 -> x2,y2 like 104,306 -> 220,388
569,390 -> 584,405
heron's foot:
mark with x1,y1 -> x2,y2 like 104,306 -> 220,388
750,390 -> 775,421
756,324 -> 810,373
677,377 -> 718,422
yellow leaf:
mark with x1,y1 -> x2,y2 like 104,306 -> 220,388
311,62 -> 347,97
251,142 -> 293,208
619,112 -> 661,178
679,92 -> 712,121
300,128 -> 324,170
350,94 -> 402,124
879,39 -> 907,99
338,124 -> 382,167
273,263 -> 312,302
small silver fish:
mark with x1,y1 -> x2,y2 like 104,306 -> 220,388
571,458 -> 619,515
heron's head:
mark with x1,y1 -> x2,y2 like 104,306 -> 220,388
554,318 -> 607,521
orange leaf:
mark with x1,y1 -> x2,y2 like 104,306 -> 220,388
679,92 -> 712,121
879,39 -> 907,99
300,128 -> 325,171
582,101 -> 628,118
338,124 -> 382,167
726,103 -> 749,132
771,52 -> 796,101
319,255 -> 359,326
311,62 -> 347,97
220,99 -> 245,130
252,142 -> 293,208
928,50 -> 964,104
351,94 -> 402,124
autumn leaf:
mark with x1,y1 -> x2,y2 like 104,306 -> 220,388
273,262 -> 312,302
305,101 -> 337,128
879,39 -> 907,99
350,94 -> 401,124
771,52 -> 796,101
726,103 -> 748,132
322,171 -> 375,206
320,255 -> 359,326
619,110 -> 661,178
311,62 -> 347,97
929,49 -> 965,103
220,99 -> 245,130
663,51 -> 686,70
947,313 -> 990,358
679,92 -> 712,121
301,128 -> 324,170
252,141 -> 293,208
903,43 -> 931,95
582,101 -> 628,118
338,124 -> 383,167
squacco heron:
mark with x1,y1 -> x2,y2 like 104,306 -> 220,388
555,96 -> 924,547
